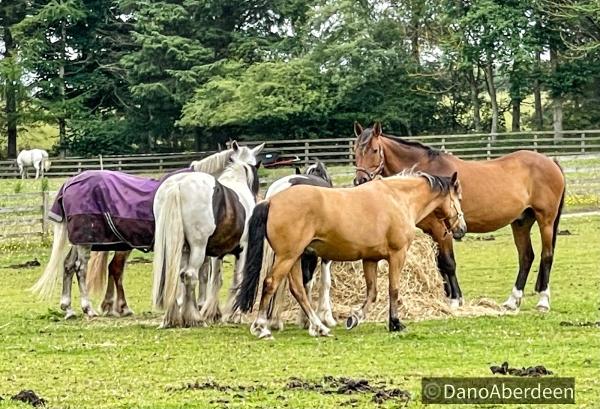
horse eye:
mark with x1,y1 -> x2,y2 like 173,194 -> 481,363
373,148 -> 378,153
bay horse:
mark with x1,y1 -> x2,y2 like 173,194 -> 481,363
17,149 -> 51,179
152,158 -> 259,328
31,142 -> 264,319
263,160 -> 336,331
234,171 -> 466,339
353,122 -> 566,312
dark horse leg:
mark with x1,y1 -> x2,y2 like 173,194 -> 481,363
503,210 -> 536,310
111,250 -> 133,316
297,252 -> 319,328
532,210 -> 560,312
422,218 -> 463,306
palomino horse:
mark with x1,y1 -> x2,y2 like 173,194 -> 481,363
353,122 -> 566,311
17,149 -> 51,179
31,142 -> 263,319
85,142 -> 264,318
152,158 -> 259,328
234,171 -> 466,339
264,160 -> 336,331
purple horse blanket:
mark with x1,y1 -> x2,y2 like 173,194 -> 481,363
49,169 -> 191,250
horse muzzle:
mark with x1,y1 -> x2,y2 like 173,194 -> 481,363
353,175 -> 369,186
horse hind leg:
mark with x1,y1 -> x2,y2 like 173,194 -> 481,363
296,253 -> 318,329
200,258 -> 223,323
503,211 -> 536,311
287,260 -> 330,337
197,259 -> 210,311
317,260 -> 336,327
73,246 -> 97,318
112,250 -> 134,317
61,248 -> 78,319
179,245 -> 206,327
533,213 -> 557,312
251,256 -> 298,340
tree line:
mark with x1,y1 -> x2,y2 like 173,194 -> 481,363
1,0 -> 599,157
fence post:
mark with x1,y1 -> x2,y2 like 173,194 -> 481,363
581,133 -> 586,154
533,134 -> 538,152
304,142 -> 309,167
41,191 -> 49,237
78,161 -> 82,173
118,159 -> 122,171
348,140 -> 354,166
441,137 -> 446,151
486,135 -> 491,160
160,158 -> 164,171
99,154 -> 103,170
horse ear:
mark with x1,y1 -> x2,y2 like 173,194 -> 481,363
232,140 -> 240,152
252,142 -> 265,155
373,122 -> 382,137
451,171 -> 458,185
354,122 -> 363,138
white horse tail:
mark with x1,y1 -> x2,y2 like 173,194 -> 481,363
152,184 -> 185,314
31,222 -> 69,299
86,251 -> 109,297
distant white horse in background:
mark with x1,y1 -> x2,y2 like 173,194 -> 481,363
17,149 -> 51,179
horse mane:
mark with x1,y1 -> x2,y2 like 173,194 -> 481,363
382,133 -> 442,158
390,168 -> 452,194
190,150 -> 232,174
218,160 -> 258,195
357,127 -> 441,158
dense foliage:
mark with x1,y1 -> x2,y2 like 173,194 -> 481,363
1,0 -> 600,156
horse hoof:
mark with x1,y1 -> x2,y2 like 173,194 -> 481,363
268,320 -> 284,331
346,315 -> 359,330
388,318 -> 406,332
64,311 -> 76,320
120,308 -> 134,317
448,299 -> 460,309
258,329 -> 273,340
536,304 -> 550,313
319,312 -> 337,328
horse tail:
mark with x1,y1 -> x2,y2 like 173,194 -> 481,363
234,201 -> 271,313
86,252 -> 109,297
30,221 -> 69,299
552,159 -> 566,250
152,184 -> 185,314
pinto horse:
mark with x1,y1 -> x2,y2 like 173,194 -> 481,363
353,122 -> 566,312
152,158 -> 259,328
234,171 -> 466,339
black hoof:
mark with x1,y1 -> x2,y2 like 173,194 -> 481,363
346,315 -> 359,330
388,318 -> 406,332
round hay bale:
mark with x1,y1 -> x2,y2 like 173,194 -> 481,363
280,233 -> 504,322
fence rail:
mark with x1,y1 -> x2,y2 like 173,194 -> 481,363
1,130 -> 600,178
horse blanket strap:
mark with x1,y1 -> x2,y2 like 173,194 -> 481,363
49,168 -> 191,251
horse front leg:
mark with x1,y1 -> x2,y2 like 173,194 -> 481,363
224,251 -> 245,323
388,248 -> 408,332
346,260 -> 378,330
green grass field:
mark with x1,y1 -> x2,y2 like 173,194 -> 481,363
0,213 -> 598,408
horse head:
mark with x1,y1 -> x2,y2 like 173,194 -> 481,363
353,121 -> 385,185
